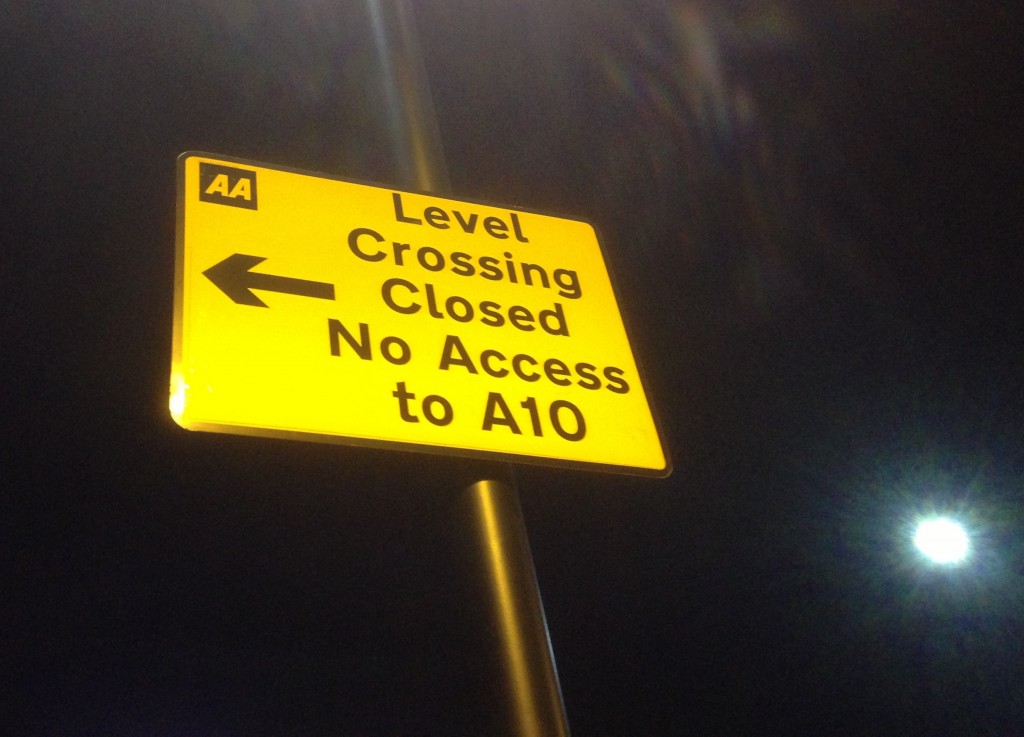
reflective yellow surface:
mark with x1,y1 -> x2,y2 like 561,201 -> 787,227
172,153 -> 668,474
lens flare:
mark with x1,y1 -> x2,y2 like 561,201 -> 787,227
913,517 -> 969,564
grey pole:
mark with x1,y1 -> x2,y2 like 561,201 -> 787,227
363,2 -> 571,735
365,0 -> 450,192
467,478 -> 572,737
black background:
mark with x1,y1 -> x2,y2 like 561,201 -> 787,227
4,1 -> 1023,734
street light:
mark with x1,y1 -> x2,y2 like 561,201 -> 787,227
913,516 -> 970,564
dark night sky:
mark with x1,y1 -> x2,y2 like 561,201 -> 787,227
3,1 -> 1023,735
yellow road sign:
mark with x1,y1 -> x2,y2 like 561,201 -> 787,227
171,153 -> 669,475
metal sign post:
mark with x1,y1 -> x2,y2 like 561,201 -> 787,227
366,2 -> 570,734
170,1 -> 667,733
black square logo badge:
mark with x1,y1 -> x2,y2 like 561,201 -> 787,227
199,162 -> 258,210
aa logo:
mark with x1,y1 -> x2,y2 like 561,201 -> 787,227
199,163 -> 258,210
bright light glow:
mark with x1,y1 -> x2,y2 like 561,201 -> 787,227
169,374 -> 187,422
914,517 -> 969,564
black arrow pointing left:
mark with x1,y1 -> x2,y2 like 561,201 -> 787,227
203,253 -> 336,308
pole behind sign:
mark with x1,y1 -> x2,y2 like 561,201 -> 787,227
364,2 -> 570,735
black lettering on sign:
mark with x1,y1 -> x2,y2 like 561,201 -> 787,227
392,192 -> 529,242
199,162 -> 258,210
328,319 -> 412,365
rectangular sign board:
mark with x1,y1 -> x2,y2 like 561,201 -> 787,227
171,153 -> 669,475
